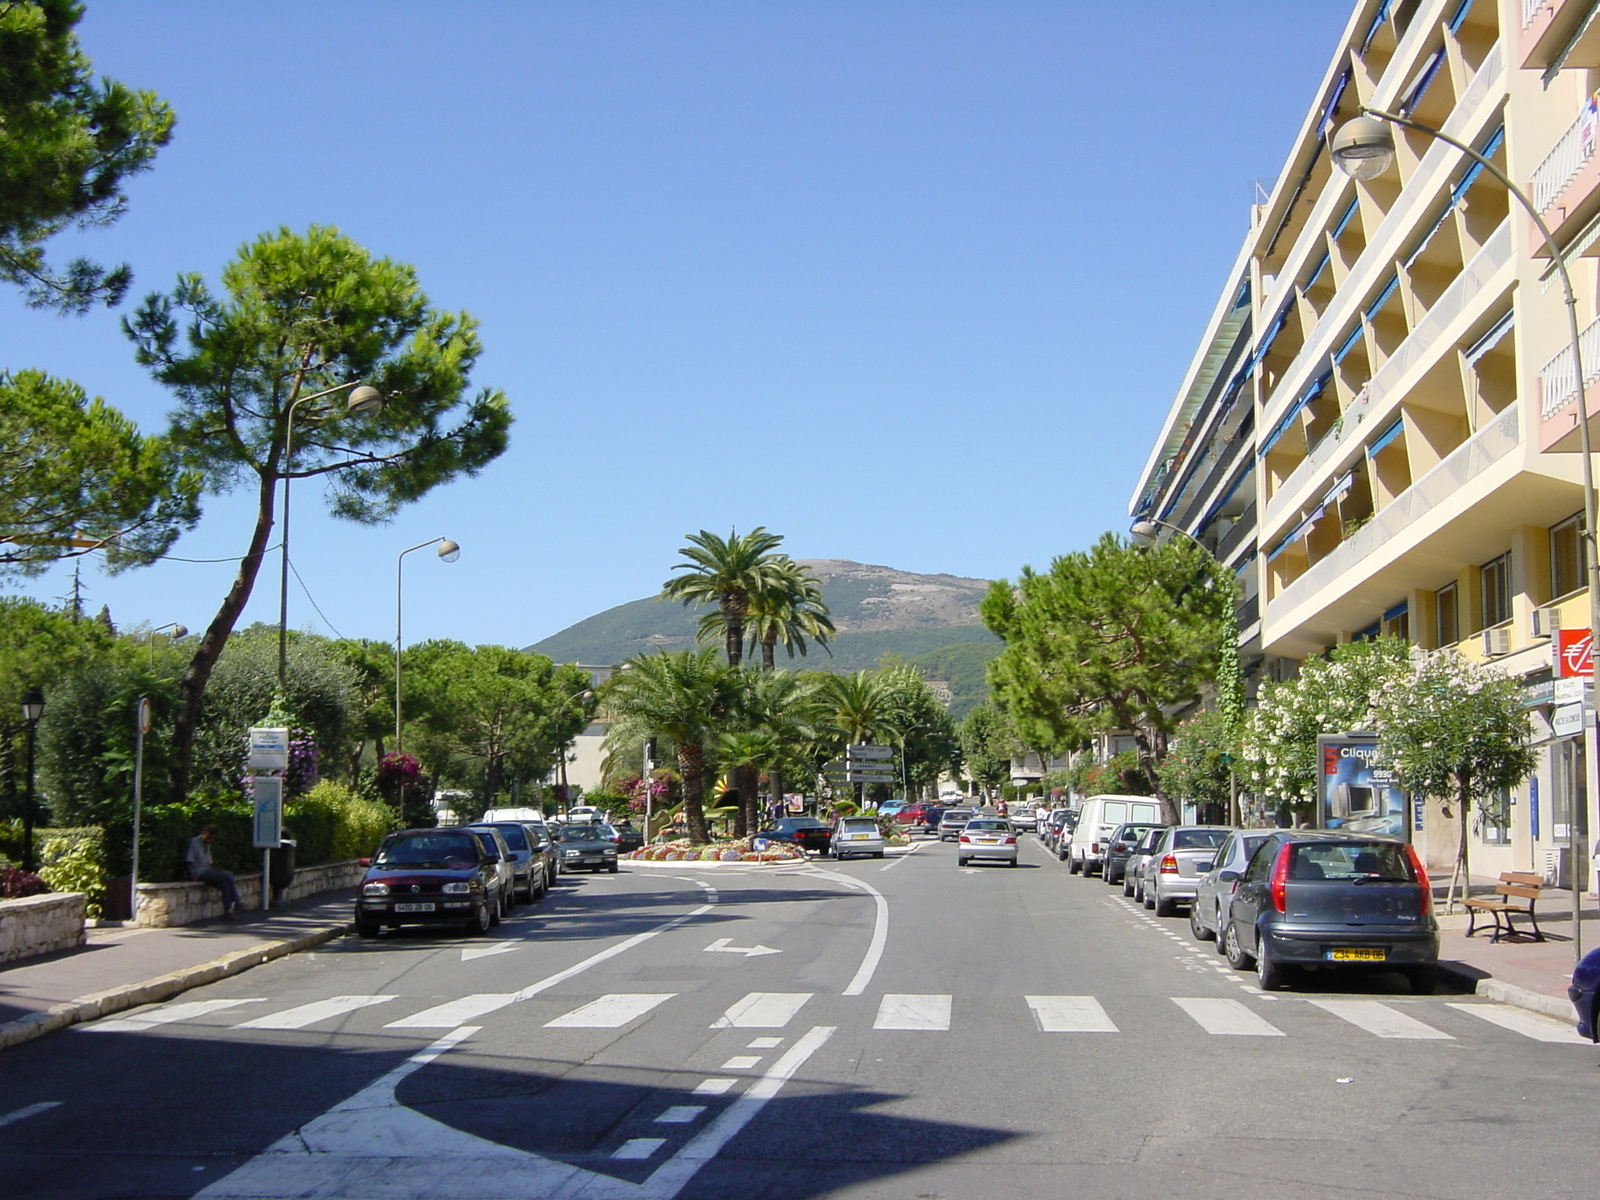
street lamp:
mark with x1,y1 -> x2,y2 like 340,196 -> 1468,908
277,381 -> 384,689
394,537 -> 460,752
20,687 -> 45,872
1331,107 -> 1597,964
554,686 -> 595,816
148,622 -> 188,666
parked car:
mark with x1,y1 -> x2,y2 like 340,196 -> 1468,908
957,818 -> 1019,867
1190,830 -> 1273,944
1041,808 -> 1075,851
937,808 -> 976,842
608,821 -> 644,854
522,817 -> 559,888
480,806 -> 546,824
1069,795 -> 1164,875
1221,831 -> 1438,992
1124,825 -> 1169,901
831,815 -> 886,859
1138,825 -> 1230,915
1571,944 -> 1600,1040
466,826 -> 518,913
355,827 -> 507,937
1008,807 -> 1039,833
756,816 -> 833,855
1101,822 -> 1164,885
552,823 -> 620,873
468,821 -> 548,903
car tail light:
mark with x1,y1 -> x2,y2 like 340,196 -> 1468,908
1090,841 -> 1100,854
959,834 -> 971,842
1404,844 -> 1432,916
1159,854 -> 1179,874
1270,845 -> 1291,913
1004,836 -> 1017,845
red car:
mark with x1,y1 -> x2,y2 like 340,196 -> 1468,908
895,803 -> 942,833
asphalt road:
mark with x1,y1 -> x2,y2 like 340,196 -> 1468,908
1,834 -> 1594,1200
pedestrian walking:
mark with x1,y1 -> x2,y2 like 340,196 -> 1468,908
185,825 -> 245,917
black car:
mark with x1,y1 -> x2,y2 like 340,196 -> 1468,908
756,816 -> 832,855
1101,822 -> 1164,885
468,821 -> 549,903
355,827 -> 506,937
554,823 -> 620,873
608,821 -> 645,853
1222,831 -> 1438,993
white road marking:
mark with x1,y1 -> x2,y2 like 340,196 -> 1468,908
1025,995 -> 1119,1032
1448,1002 -> 1589,1043
460,941 -> 518,962
711,992 -> 812,1028
234,995 -> 396,1030
720,1055 -> 762,1069
86,998 -> 265,1032
1172,997 -> 1285,1036
806,866 -> 890,996
747,1036 -> 783,1048
879,842 -> 923,870
692,1079 -> 737,1096
545,993 -> 677,1028
613,1138 -> 666,1160
654,1106 -> 705,1124
674,876 -> 719,904
703,937 -> 781,957
386,994 -> 514,1029
0,1102 -> 61,1128
873,993 -> 952,1031
1309,999 -> 1453,1040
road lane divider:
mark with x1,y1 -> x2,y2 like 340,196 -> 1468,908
805,866 -> 889,997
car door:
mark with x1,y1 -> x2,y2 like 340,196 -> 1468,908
1196,833 -> 1234,917
1229,835 -> 1278,943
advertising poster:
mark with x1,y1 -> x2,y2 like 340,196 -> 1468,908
1317,732 -> 1407,839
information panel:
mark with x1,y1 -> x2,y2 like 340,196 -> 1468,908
252,775 -> 284,849
1316,732 -> 1407,839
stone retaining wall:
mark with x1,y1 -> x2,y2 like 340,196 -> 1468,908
0,892 -> 87,964
135,859 -> 365,928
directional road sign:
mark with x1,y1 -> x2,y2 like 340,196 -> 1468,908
847,744 -> 894,760
845,773 -> 895,784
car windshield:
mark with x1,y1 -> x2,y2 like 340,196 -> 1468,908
966,820 -> 1009,831
1173,829 -> 1229,850
483,824 -> 529,850
783,818 -> 827,830
375,834 -> 479,867
1290,841 -> 1414,882
942,810 -> 973,821
560,825 -> 604,840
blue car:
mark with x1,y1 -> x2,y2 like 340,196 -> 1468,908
1570,945 -> 1600,1040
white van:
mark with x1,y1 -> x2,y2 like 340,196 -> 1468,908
1068,794 -> 1163,876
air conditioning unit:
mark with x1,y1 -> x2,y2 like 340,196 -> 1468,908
1482,627 -> 1511,657
1544,847 -> 1571,890
1530,607 -> 1562,639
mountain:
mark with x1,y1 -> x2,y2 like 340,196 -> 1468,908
526,559 -> 1002,714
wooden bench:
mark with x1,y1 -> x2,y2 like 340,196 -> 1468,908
1463,871 -> 1546,943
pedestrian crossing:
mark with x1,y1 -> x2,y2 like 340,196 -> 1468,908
79,989 -> 1591,1046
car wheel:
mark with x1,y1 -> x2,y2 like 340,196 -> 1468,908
466,899 -> 492,936
608,863 -> 619,873
1122,875 -> 1135,897
1408,965 -> 1438,995
1190,906 -> 1213,941
1223,922 -> 1255,971
875,851 -> 885,859
958,857 -> 969,867
1067,856 -> 1081,874
1154,893 -> 1176,918
355,916 -> 381,938
1143,888 -> 1155,910
489,893 -> 502,926
1257,940 -> 1289,991
1008,858 -> 1018,867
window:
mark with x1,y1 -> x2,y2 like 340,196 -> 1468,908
1481,553 -> 1511,627
1436,583 -> 1459,646
1477,789 -> 1510,846
1551,513 -> 1585,598
1246,839 -> 1279,882
1383,601 -> 1409,641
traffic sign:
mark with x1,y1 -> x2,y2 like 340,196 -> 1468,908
847,744 -> 893,760
1556,629 -> 1594,678
845,772 -> 895,784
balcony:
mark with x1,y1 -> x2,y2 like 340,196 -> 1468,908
1530,97 -> 1600,237
1268,403 -> 1522,624
1520,0 -> 1600,72
1537,309 -> 1600,449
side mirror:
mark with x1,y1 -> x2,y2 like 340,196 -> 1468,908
484,853 -> 501,864
1197,861 -> 1215,873
358,857 -> 372,867
1218,870 -> 1241,884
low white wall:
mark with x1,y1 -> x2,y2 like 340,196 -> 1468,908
135,859 -> 365,928
0,892 -> 87,964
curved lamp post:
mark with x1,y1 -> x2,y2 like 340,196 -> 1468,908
148,622 -> 188,666
21,687 -> 45,872
277,382 -> 384,689
1330,110 -> 1596,962
394,537 -> 460,753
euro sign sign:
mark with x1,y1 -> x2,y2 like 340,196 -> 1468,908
1557,628 -> 1594,678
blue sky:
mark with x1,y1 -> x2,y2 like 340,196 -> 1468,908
3,1 -> 1349,651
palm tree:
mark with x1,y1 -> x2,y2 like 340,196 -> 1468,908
745,557 -> 834,670
600,649 -> 743,842
660,527 -> 787,667
727,668 -> 823,830
817,670 -> 895,748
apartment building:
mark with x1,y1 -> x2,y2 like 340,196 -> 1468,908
1133,0 -> 1600,881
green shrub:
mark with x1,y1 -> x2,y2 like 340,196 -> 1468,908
293,780 -> 397,863
38,827 -> 107,917
139,802 -> 253,881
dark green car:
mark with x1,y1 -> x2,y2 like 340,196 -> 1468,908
554,823 -> 619,873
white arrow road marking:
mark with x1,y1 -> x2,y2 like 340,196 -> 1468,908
0,1102 -> 61,1129
703,937 -> 780,957
193,1024 -> 836,1200
461,941 -> 519,962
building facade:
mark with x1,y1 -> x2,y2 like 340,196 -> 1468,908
1134,0 -> 1598,881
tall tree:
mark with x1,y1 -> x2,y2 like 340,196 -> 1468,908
660,527 -> 786,667
958,702 -> 1013,799
600,650 -> 743,842
981,532 -> 1231,824
815,670 -> 895,749
124,225 -> 512,803
0,369 -> 199,578
0,0 -> 175,311
745,557 -> 834,670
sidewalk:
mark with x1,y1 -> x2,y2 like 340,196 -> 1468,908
0,889 -> 354,1051
1433,875 -> 1594,1021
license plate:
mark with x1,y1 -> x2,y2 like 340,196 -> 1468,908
851,834 -> 870,839
394,902 -> 435,913
1327,947 -> 1386,962
978,838 -> 999,844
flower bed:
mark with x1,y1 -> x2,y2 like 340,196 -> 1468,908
629,837 -> 807,864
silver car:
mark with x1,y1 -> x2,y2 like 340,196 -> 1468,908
1138,825 -> 1230,916
937,808 -> 976,842
831,815 -> 886,860
957,818 -> 1019,866
1123,826 -> 1167,900
1190,830 -> 1273,945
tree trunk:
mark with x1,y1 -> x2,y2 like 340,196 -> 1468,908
735,763 -> 760,837
721,596 -> 745,667
768,765 -> 783,824
166,470 -> 278,804
679,741 -> 709,842
761,632 -> 777,671
1454,773 -> 1472,915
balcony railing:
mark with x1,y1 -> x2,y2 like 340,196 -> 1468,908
1538,310 -> 1600,418
1531,99 -> 1597,213
1263,219 -> 1512,527
1269,403 -> 1522,621
1524,0 -> 1549,29
1215,501 -> 1257,563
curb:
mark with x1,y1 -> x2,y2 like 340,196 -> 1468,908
0,921 -> 352,1053
1436,960 -> 1575,1023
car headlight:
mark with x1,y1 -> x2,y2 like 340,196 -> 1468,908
441,881 -> 470,894
362,882 -> 389,897
564,849 -> 581,857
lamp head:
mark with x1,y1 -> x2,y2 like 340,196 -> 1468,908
346,385 -> 383,415
172,623 -> 188,638
437,539 -> 461,563
1331,115 -> 1396,181
1129,520 -> 1161,548
21,686 -> 45,724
